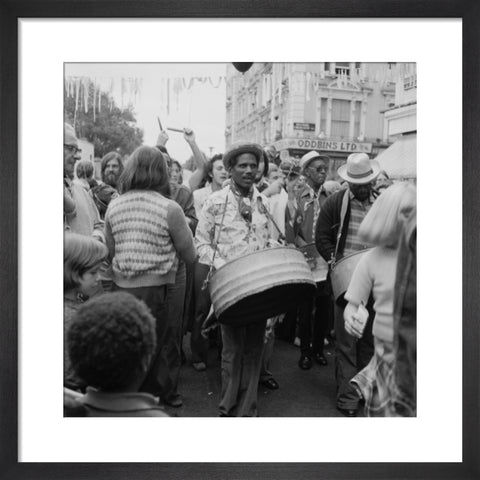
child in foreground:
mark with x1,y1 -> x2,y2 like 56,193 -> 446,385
66,291 -> 169,417
64,232 -> 108,390
343,182 -> 416,417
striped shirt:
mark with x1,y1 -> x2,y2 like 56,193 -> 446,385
343,191 -> 374,256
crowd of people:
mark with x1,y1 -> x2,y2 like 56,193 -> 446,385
63,121 -> 416,418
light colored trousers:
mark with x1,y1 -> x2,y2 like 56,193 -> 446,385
219,319 -> 267,417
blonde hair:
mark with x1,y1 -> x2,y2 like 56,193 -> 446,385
64,233 -> 108,291
359,182 -> 416,248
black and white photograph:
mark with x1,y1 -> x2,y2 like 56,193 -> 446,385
8,14 -> 473,478
62,61 -> 417,419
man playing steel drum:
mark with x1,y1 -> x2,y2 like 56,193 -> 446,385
315,153 -> 380,417
195,141 -> 274,417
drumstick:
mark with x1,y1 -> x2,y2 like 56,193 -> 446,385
157,116 -> 163,131
167,127 -> 184,133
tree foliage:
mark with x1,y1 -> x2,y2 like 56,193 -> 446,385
64,83 -> 144,158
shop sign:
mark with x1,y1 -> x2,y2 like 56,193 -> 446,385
293,122 -> 315,131
273,138 -> 373,153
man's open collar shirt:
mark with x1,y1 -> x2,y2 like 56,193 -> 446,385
195,184 -> 272,270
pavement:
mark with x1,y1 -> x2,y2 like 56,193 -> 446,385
163,333 -> 360,417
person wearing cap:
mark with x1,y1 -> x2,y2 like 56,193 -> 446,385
195,140 -> 275,417
315,152 -> 380,416
63,123 -> 104,242
285,151 -> 332,371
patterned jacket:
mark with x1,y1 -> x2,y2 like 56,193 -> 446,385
195,184 -> 273,270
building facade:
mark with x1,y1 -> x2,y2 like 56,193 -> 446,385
377,62 -> 417,179
225,62 -> 401,174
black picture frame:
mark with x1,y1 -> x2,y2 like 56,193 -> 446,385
1,1 -> 478,479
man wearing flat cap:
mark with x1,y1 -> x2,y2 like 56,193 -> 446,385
195,140 -> 274,417
286,151 -> 332,371
315,152 -> 380,417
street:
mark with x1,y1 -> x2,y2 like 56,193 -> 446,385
164,333 -> 358,417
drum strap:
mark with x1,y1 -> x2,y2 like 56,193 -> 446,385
202,189 -> 230,290
333,189 -> 349,264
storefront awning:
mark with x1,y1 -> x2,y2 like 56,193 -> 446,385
376,133 -> 416,179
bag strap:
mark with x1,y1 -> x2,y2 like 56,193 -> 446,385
257,196 -> 286,243
332,189 -> 349,264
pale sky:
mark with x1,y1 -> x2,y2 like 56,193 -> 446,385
65,63 -> 227,162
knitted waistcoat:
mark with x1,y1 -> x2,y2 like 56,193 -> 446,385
105,190 -> 178,288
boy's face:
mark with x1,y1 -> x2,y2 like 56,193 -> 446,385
78,264 -> 102,297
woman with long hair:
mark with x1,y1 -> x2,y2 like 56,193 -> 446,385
192,154 -> 227,217
104,146 -> 196,406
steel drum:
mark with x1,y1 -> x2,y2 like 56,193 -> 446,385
299,243 -> 329,283
330,249 -> 371,301
209,247 -> 316,327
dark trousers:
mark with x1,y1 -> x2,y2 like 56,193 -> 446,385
219,319 -> 267,417
334,296 -> 374,410
164,261 -> 186,400
182,261 -> 195,335
190,261 -> 210,363
113,284 -> 169,398
298,282 -> 330,357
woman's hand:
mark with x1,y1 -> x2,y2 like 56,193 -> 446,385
286,176 -> 300,201
344,302 -> 364,339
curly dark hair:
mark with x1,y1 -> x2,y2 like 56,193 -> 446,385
67,292 -> 157,391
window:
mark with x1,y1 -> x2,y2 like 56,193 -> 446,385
335,62 -> 350,76
353,101 -> 362,138
320,98 -> 328,134
331,99 -> 350,139
404,74 -> 417,90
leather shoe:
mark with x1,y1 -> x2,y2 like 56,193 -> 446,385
192,361 -> 206,372
337,406 -> 357,417
314,353 -> 328,366
164,394 -> 183,408
260,378 -> 279,390
298,355 -> 312,370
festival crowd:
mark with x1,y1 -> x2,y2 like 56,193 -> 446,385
63,121 -> 417,418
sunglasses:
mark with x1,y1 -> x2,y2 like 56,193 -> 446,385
64,144 -> 82,154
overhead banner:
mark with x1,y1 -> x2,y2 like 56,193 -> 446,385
273,137 -> 373,153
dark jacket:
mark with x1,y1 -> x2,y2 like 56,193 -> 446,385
392,211 -> 416,416
170,182 -> 198,234
315,188 -> 379,263
315,188 -> 352,263
286,184 -> 329,260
